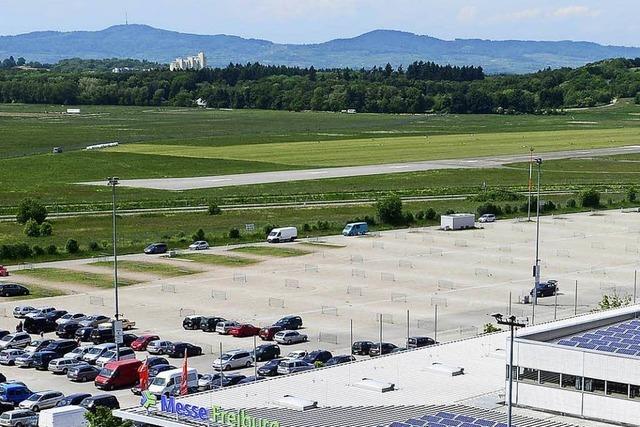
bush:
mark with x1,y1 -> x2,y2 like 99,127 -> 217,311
580,188 -> 600,208
86,406 -> 132,427
483,323 -> 502,333
542,200 -> 556,212
376,194 -> 404,225
46,244 -> 58,255
16,198 -> 48,224
627,187 -> 637,203
24,219 -> 41,237
0,243 -> 33,260
415,210 -> 425,220
302,223 -> 311,232
88,241 -> 101,251
607,198 -> 614,206
39,221 -> 53,236
32,245 -> 45,256
65,239 -> 80,254
444,209 -> 455,215
472,190 -> 523,202
476,203 -> 502,216
405,212 -> 415,224
316,220 -> 331,231
192,228 -> 206,241
263,224 -> 277,236
228,228 -> 240,239
207,202 -> 222,215
566,199 -> 577,208
504,205 -> 513,214
425,208 -> 437,220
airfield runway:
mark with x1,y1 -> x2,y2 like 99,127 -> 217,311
83,145 -> 640,190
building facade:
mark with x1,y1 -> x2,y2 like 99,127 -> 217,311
170,52 -> 207,71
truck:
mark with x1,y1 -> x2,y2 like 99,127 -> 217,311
38,405 -> 88,427
342,222 -> 368,236
440,214 -> 475,231
266,227 -> 297,243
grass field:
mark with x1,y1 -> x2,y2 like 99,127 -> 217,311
90,261 -> 200,277
0,283 -> 65,301
230,246 -> 312,257
174,253 -> 261,266
14,268 -> 140,288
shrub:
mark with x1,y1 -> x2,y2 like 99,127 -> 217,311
207,202 -> 222,215
192,228 -> 206,241
405,212 -> 415,224
302,223 -> 311,232
415,210 -> 425,220
477,203 -> 503,216
580,188 -> 600,208
425,208 -> 437,220
316,220 -> 331,231
88,241 -> 101,251
228,228 -> 240,239
376,194 -> 404,225
24,219 -> 41,237
364,215 -> 377,225
444,209 -> 455,215
627,187 -> 637,203
566,199 -> 577,208
483,323 -> 502,333
39,221 -> 53,236
542,200 -> 556,211
472,190 -> 523,202
263,224 -> 277,236
46,244 -> 58,255
32,245 -> 45,256
607,198 -> 613,206
65,239 -> 79,254
504,205 -> 513,214
16,198 -> 48,224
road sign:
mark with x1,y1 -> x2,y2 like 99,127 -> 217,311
114,320 -> 124,345
245,223 -> 255,231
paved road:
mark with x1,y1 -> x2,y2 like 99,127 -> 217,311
82,145 -> 640,191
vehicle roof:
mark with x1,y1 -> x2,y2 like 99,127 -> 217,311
2,383 -> 28,389
104,359 -> 141,367
156,367 -> 196,377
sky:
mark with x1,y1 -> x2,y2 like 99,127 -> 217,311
1,0 -> 639,47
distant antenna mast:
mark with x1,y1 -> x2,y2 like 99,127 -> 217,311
125,11 -> 128,25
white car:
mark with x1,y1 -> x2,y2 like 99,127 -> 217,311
285,350 -> 308,360
55,313 -> 86,325
24,306 -> 56,319
98,317 -> 136,331
478,214 -> 496,223
274,330 -> 308,345
0,409 -> 38,426
212,350 -> 252,371
215,321 -> 240,335
18,391 -> 64,411
95,347 -> 136,367
48,357 -> 84,374
12,306 -> 36,318
188,241 -> 209,250
82,343 -> 116,364
0,349 -> 26,366
64,346 -> 92,361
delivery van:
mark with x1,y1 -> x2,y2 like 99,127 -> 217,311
148,368 -> 197,396
267,227 -> 297,243
342,222 -> 368,236
94,359 -> 142,390
38,405 -> 88,427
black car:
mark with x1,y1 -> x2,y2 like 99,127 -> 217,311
57,321 -> 82,339
144,243 -> 167,254
326,355 -> 356,366
238,376 -> 265,384
56,393 -> 92,407
212,374 -> 245,389
147,356 -> 169,368
67,364 -> 101,382
257,358 -> 285,377
252,344 -> 281,362
80,394 -> 120,411
75,327 -> 95,342
182,316 -> 203,330
25,339 -> 54,353
149,364 -> 176,377
44,310 -> 68,322
167,342 -> 202,358
23,317 -> 57,334
407,336 -> 436,349
122,333 -> 138,347
369,342 -> 397,357
200,316 -> 226,332
0,331 -> 10,340
90,328 -> 114,344
531,280 -> 558,298
44,339 -> 77,357
273,315 -> 303,330
352,341 -> 375,355
32,350 -> 58,370
303,350 -> 333,365
0,283 -> 29,297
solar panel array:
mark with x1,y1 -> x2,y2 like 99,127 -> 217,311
556,319 -> 640,357
389,411 -> 512,427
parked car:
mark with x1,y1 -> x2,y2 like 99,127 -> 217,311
251,344 -> 280,362
79,394 -> 120,412
325,355 -> 356,366
55,393 -> 91,407
478,214 -> 496,223
24,307 -> 56,319
197,373 -> 223,391
342,222 -> 368,236
90,328 -> 114,344
0,409 -> 38,427
531,280 -> 559,298
14,353 -> 37,368
257,358 -> 285,377
43,340 -> 77,358
277,359 -> 314,375
212,350 -> 252,371
391,347 -> 407,353
42,310 -> 68,322
369,342 -> 398,357
351,340 -> 375,355
407,336 -> 436,349
67,364 -> 101,382
0,383 -> 32,406
98,317 -> 135,331
48,357 -> 84,374
95,359 -> 143,390
211,374 -> 246,389
273,315 -> 303,330
23,317 -> 57,335
64,345 -> 92,361
148,368 -> 197,397
0,284 -> 29,298
228,324 -> 260,338
188,241 -> 209,250
166,342 -> 202,358
18,391 -> 64,412
122,333 -> 138,348
82,343 -> 116,365
182,315 -> 203,330
200,317 -> 226,332
55,313 -> 85,325
130,334 -> 160,351
74,327 -> 94,342
302,350 -> 333,365
274,330 -> 307,345
0,350 -> 26,366
78,315 -> 109,328
32,351 -> 58,371
149,364 -> 176,378
144,243 -> 167,255
0,332 -> 9,341
258,326 -> 282,341
12,306 -> 36,319
0,333 -> 31,350
285,350 -> 308,359
146,356 -> 169,368
266,227 -> 297,243
24,339 -> 54,355
215,321 -> 240,335
147,340 -> 172,355
95,347 -> 136,368
238,376 -> 265,384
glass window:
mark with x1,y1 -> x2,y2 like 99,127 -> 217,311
584,378 -> 605,394
517,367 -> 538,383
539,370 -> 560,386
606,381 -> 629,398
561,374 -> 582,390
505,365 -> 517,380
630,385 -> 640,399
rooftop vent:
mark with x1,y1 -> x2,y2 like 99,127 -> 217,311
426,362 -> 464,376
274,395 -> 317,411
353,378 -> 396,393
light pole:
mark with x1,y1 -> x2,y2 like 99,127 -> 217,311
527,148 -> 534,221
107,177 -> 121,360
492,313 -> 526,427
533,158 -> 542,310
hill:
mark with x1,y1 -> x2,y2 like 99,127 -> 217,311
2,25 -> 640,73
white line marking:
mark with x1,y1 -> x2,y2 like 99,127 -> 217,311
204,178 -> 232,183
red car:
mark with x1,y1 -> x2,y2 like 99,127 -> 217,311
130,334 -> 160,351
258,326 -> 282,341
229,324 -> 260,338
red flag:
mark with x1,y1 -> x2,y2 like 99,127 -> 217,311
138,357 -> 149,391
180,349 -> 188,396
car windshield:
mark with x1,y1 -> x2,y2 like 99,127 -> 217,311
220,354 -> 232,360
151,377 -> 166,386
100,368 -> 115,378
0,336 -> 11,342
26,394 -> 41,401
101,351 -> 115,359
87,347 -> 102,355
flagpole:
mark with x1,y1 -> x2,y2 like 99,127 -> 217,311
528,147 -> 533,221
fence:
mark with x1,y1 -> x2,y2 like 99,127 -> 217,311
391,293 -> 407,303
430,296 -> 448,307
454,239 -> 468,247
179,308 -> 195,317
398,260 -> 414,269
499,256 -> 514,265
372,241 -> 385,249
437,279 -> 455,290
304,264 -> 319,273
439,325 -> 479,340
161,284 -> 176,293
417,319 -> 432,330
284,279 -> 300,289
268,297 -> 285,308
318,332 -> 338,344
346,286 -> 363,296
351,269 -> 366,279
321,306 -> 338,316
422,235 -> 434,243
498,246 -> 512,253
394,232 -> 407,240
381,272 -> 395,282
89,296 -> 104,306
211,290 -> 228,300
474,268 -> 490,277
350,254 -> 364,264
13,263 -> 34,271
556,249 -> 570,258
429,248 -> 443,256
377,313 -> 394,324
591,241 -> 605,250
233,272 -> 247,284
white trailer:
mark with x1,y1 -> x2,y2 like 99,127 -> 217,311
440,214 -> 475,230
39,405 -> 88,427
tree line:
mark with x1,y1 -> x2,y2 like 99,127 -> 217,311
0,57 -> 639,113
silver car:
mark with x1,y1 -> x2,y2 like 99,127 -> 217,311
277,359 -> 314,375
212,350 -> 252,371
274,330 -> 308,345
82,343 -> 116,364
12,306 -> 36,319
55,313 -> 86,325
18,391 -> 64,411
0,333 -> 31,350
215,321 -> 240,335
0,409 -> 38,427
147,340 -> 173,355
48,357 -> 85,374
64,346 -> 92,361
0,349 -> 26,366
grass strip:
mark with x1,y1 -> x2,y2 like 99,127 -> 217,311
174,253 -> 260,266
91,260 -> 200,277
230,246 -> 311,257
14,268 -> 139,288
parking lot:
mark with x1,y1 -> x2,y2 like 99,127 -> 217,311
1,208 -> 639,408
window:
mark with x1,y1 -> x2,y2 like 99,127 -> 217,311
517,367 -> 538,383
539,370 -> 561,387
606,381 -> 629,398
561,374 -> 582,390
584,378 -> 605,394
630,385 -> 640,399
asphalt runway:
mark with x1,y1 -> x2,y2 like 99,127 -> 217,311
82,145 -> 640,191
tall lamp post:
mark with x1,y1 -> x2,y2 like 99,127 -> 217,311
533,158 -> 543,312
107,177 -> 121,360
527,148 -> 534,221
492,313 -> 526,427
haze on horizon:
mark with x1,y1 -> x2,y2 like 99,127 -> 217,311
1,0 -> 638,47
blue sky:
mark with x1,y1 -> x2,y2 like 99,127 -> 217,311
1,0 -> 638,46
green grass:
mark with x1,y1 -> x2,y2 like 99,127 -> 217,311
14,268 -> 140,288
230,246 -> 312,257
0,283 -> 66,301
90,260 -> 200,276
297,242 -> 346,249
174,253 -> 261,266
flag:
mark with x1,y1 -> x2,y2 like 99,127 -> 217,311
180,349 -> 188,396
138,357 -> 149,391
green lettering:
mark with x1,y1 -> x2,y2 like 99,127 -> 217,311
268,422 -> 280,427
228,412 -> 237,426
211,405 -> 222,422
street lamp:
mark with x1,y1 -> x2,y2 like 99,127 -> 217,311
533,158 -> 542,313
492,313 -> 526,427
107,177 -> 121,360
527,148 -> 534,222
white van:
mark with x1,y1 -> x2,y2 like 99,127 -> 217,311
148,368 -> 198,396
267,227 -> 297,243
39,405 -> 88,427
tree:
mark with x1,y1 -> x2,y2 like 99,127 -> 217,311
86,407 -> 133,427
228,228 -> 240,239
208,202 -> 222,215
192,228 -> 206,241
40,221 -> 53,236
24,219 -> 40,237
376,194 -> 404,225
16,198 -> 48,224
65,239 -> 79,254
580,188 -> 600,208
483,323 -> 502,333
627,187 -> 637,203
